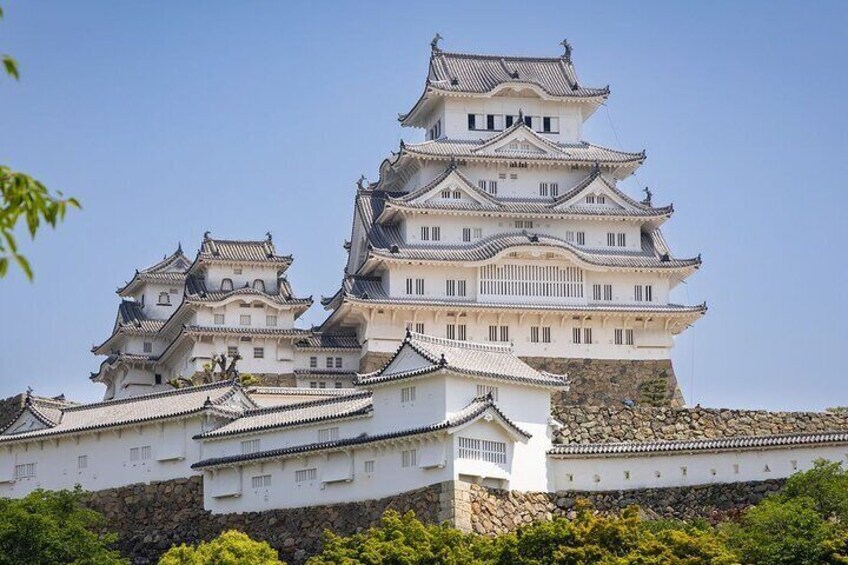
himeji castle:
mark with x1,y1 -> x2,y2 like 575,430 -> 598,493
2,38 -> 846,517
320,36 -> 705,406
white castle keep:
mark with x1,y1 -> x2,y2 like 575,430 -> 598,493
2,39 -> 845,513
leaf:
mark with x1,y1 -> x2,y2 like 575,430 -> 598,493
13,254 -> 32,280
2,55 -> 19,80
0,258 -> 7,277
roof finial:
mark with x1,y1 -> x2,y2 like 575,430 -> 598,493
203,231 -> 211,241
357,174 -> 367,190
592,160 -> 601,174
517,108 -> 524,123
405,327 -> 412,340
430,33 -> 443,52
439,353 -> 447,366
266,231 -> 273,242
176,242 -> 183,254
560,39 -> 573,63
448,155 -> 457,170
642,186 -> 653,206
25,387 -> 33,404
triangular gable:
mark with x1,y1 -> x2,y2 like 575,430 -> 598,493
473,122 -> 563,156
380,343 -> 437,376
419,170 -> 498,207
553,174 -> 640,213
449,404 -> 531,443
1,405 -> 57,436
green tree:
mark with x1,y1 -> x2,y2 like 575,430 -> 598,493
307,509 -> 496,565
778,459 -> 848,521
159,530 -> 285,565
0,487 -> 128,565
495,502 -> 737,565
1,4 -> 80,280
724,496 -> 848,565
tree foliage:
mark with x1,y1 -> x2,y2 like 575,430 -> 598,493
0,487 -> 128,565
158,530 -> 285,565
306,509 -> 495,565
1,5 -> 80,280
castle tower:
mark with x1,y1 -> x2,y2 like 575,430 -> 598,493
320,38 -> 705,406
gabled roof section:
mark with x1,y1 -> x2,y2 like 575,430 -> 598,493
401,41 -> 609,127
195,391 -> 373,440
0,380 -> 253,443
293,333 -> 361,350
552,169 -> 674,217
117,245 -> 191,296
355,331 -> 568,389
92,300 -> 165,355
0,394 -> 70,435
183,274 -> 313,308
192,394 -> 530,470
193,232 -> 293,268
390,163 -> 499,209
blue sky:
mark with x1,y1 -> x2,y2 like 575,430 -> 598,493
1,1 -> 846,408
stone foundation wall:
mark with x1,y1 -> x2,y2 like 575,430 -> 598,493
553,405 -> 848,444
460,480 -> 784,535
520,358 -> 684,407
84,477 -> 449,564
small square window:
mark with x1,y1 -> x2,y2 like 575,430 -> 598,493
253,347 -> 264,359
266,315 -> 277,327
227,346 -> 239,357
214,314 -> 225,325
239,314 -> 251,326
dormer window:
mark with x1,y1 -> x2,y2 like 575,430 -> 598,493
253,279 -> 265,292
441,190 -> 451,199
586,195 -> 595,204
452,190 -> 461,199
157,292 -> 170,306
221,278 -> 233,292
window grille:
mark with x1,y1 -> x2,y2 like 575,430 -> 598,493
476,385 -> 499,400
78,455 -> 87,469
457,437 -> 507,464
401,449 -> 418,468
462,228 -> 471,242
309,356 -> 317,368
364,460 -> 375,473
241,439 -> 261,455
415,322 -> 425,334
239,314 -> 251,326
335,357 -> 342,368
214,314 -> 225,325
14,463 -> 35,478
295,468 -> 317,482
252,475 -> 271,488
479,264 -> 584,298
415,278 -> 424,295
318,427 -> 339,442
253,347 -> 264,359
401,386 -> 416,403
266,315 -> 277,326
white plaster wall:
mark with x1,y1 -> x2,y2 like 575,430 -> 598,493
137,283 -> 182,320
440,98 -> 585,142
188,337 -> 295,375
202,438 -> 454,513
293,351 -> 360,372
193,302 -> 296,329
550,446 -> 848,492
204,265 -> 281,295
0,418 -> 207,498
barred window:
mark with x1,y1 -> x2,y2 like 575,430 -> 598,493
577,231 -> 585,245
266,315 -> 278,327
415,278 -> 424,295
462,228 -> 471,242
295,468 -> 317,482
634,285 -> 653,302
317,427 -> 339,442
78,455 -> 88,470
476,384 -> 499,400
480,264 -> 583,298
364,460 -> 375,473
253,347 -> 264,359
15,463 -> 36,478
415,322 -> 425,334
401,386 -> 416,403
542,326 -> 551,343
227,346 -> 239,357
241,439 -> 261,455
457,437 -> 507,464
309,356 -> 317,368
214,314 -> 225,325
401,449 -> 418,468
457,280 -> 467,297
446,279 -> 456,296
239,314 -> 251,326
572,327 -> 582,344
335,357 -> 343,368
251,475 -> 271,488
530,326 -> 540,343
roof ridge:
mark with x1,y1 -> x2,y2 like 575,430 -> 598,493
63,379 -> 239,412
409,332 -> 513,353
436,50 -> 568,63
241,390 -> 372,417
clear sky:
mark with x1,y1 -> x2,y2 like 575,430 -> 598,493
0,1 -> 846,408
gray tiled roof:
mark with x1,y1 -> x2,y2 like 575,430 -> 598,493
197,234 -> 292,265
369,230 -> 700,271
293,333 -> 361,350
0,380 -> 250,442
183,326 -> 313,337
385,163 -> 669,219
548,432 -> 848,457
192,395 -> 529,469
117,246 -> 191,295
116,300 -> 165,333
356,332 -> 567,388
293,369 -> 357,377
184,275 -> 312,307
402,137 -> 643,165
196,391 -> 373,439
426,50 -> 608,98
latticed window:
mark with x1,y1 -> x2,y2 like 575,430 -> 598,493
295,468 -> 317,482
241,439 -> 260,455
251,475 -> 271,488
317,427 -> 339,442
14,463 -> 35,478
480,264 -> 584,298
401,386 -> 416,403
401,449 -> 418,468
457,437 -> 507,464
476,384 -> 499,400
